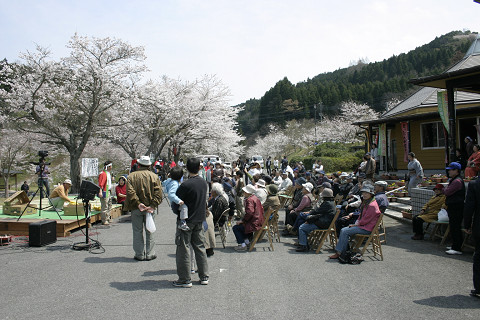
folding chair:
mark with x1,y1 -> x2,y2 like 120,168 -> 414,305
378,215 -> 387,244
352,215 -> 383,260
249,207 -> 274,252
424,220 -> 450,246
215,208 -> 230,248
308,208 -> 341,254
461,229 -> 476,251
268,208 -> 281,243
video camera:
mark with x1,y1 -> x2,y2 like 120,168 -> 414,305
31,150 -> 51,166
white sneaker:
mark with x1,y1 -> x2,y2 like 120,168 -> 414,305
446,246 -> 452,250
234,245 -> 247,252
445,249 -> 462,255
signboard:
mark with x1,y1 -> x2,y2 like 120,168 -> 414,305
81,158 -> 99,178
437,91 -> 450,133
378,123 -> 386,156
400,122 -> 410,163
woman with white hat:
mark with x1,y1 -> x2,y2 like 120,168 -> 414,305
255,179 -> 268,204
329,183 -> 381,260
232,184 -> 264,251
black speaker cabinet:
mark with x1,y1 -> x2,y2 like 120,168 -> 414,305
29,220 -> 57,247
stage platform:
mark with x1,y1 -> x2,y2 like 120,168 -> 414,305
0,197 -> 123,237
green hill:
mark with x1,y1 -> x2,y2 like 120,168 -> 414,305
236,30 -> 475,138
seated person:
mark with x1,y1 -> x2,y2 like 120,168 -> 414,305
329,184 -> 381,259
278,171 -> 292,192
284,182 -> 315,235
263,184 -> 281,213
255,179 -> 268,204
295,188 -> 336,252
411,184 -> 446,240
232,184 -> 264,251
49,179 -> 73,210
273,170 -> 283,186
284,177 -> 306,222
116,176 -> 127,206
339,174 -> 354,198
208,182 -> 230,227
374,181 -> 389,213
335,194 -> 362,233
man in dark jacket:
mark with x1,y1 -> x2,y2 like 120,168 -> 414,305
444,162 -> 466,255
464,178 -> 480,297
296,188 -> 336,252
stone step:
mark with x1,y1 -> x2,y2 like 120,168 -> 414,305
396,197 -> 411,205
387,202 -> 411,213
384,208 -> 412,224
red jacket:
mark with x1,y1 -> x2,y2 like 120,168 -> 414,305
357,199 -> 381,232
98,171 -> 108,192
243,194 -> 265,234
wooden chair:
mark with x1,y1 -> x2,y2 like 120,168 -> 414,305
378,215 -> 387,244
215,208 -> 230,248
352,214 -> 384,260
307,208 -> 341,254
424,220 -> 450,246
461,229 -> 476,251
268,208 -> 281,243
249,207 -> 274,252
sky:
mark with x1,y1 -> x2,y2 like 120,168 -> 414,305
1,0 -> 479,105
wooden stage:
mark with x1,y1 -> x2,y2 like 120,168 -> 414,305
0,206 -> 123,237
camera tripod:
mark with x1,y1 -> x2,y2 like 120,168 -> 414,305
17,177 -> 62,221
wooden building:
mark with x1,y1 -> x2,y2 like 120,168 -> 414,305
355,35 -> 480,172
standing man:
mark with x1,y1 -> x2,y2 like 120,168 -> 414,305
444,162 -> 465,255
464,176 -> 480,298
364,152 -> 376,181
98,161 -> 113,225
281,155 -> 288,171
174,157 -> 209,287
371,143 -> 380,174
266,156 -> 272,176
124,156 -> 163,261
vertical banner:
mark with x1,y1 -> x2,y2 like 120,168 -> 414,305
400,122 -> 410,163
475,124 -> 480,139
437,91 -> 450,133
81,158 -> 99,178
443,125 -> 448,165
378,123 -> 386,157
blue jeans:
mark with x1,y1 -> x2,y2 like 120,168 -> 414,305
232,224 -> 252,244
293,213 -> 309,231
298,223 -> 319,246
335,226 -> 370,253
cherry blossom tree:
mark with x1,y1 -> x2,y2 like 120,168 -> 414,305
0,34 -> 147,192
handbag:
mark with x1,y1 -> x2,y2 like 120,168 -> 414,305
437,208 -> 449,222
146,212 -> 156,232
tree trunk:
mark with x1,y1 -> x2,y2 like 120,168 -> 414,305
70,153 -> 82,194
3,175 -> 8,198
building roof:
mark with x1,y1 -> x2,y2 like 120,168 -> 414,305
378,34 -> 480,120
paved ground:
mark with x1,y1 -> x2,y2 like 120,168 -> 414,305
1,201 -> 479,319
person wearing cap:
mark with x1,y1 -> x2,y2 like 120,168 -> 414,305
340,174 -> 354,197
234,171 -> 245,219
411,184 -> 446,240
407,152 -> 424,194
263,184 -> 281,213
443,162 -> 466,255
463,174 -> 480,297
233,184 -> 264,251
316,170 -> 329,185
98,160 -> 113,225
278,171 -> 292,192
330,183 -> 381,259
124,156 -> 163,262
284,182 -> 315,234
255,179 -> 268,204
49,179 -> 73,210
465,136 -> 475,158
348,173 -> 364,198
374,181 -> 389,213
296,188 -> 336,252
364,152 -> 376,181
465,144 -> 480,178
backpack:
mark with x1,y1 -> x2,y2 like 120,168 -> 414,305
339,250 -> 364,265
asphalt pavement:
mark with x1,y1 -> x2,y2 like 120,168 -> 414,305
1,201 -> 479,319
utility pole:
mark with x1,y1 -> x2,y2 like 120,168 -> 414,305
314,104 -> 317,144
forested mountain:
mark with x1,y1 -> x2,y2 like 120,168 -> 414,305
236,30 -> 476,138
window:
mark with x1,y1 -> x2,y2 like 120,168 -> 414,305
421,122 -> 445,149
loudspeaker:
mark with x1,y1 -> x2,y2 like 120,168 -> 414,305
79,180 -> 100,201
29,220 -> 57,247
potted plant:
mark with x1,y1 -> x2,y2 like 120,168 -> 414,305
397,180 -> 406,187
402,209 -> 413,219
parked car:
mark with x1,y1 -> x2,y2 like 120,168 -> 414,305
198,155 -> 221,165
250,155 -> 264,168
